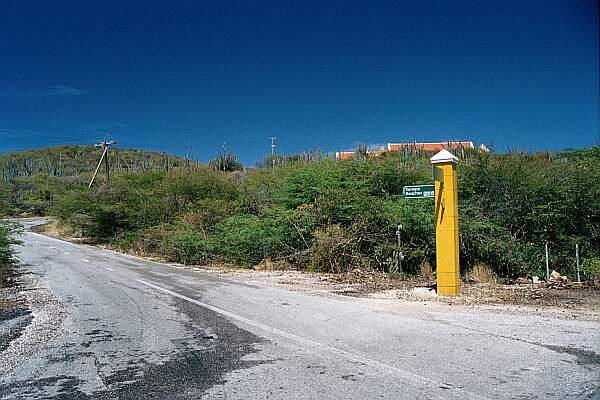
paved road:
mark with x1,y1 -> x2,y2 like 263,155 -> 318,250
1,226 -> 599,399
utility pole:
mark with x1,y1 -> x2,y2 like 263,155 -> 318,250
269,137 -> 277,171
105,141 -> 110,181
220,143 -> 227,172
89,140 -> 117,188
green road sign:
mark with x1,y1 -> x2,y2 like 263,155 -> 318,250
403,184 -> 434,199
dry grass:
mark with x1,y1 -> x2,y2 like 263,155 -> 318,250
33,219 -> 62,237
253,258 -> 294,271
464,263 -> 498,284
419,261 -> 433,280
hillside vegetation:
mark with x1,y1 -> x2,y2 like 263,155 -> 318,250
1,145 -> 599,281
0,145 -> 186,183
0,222 -> 21,284
0,145 -> 189,215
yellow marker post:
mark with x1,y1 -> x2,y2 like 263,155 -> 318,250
431,149 -> 460,296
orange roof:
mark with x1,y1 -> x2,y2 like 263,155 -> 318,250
335,151 -> 355,160
336,141 -> 485,159
387,141 -> 474,152
335,148 -> 385,160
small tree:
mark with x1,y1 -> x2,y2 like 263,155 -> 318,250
0,222 -> 22,283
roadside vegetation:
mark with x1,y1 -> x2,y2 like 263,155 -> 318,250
1,145 -> 599,282
1,168 -> 19,283
0,222 -> 21,282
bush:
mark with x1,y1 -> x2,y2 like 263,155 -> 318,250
380,198 -> 435,273
181,198 -> 242,237
210,214 -> 274,265
0,222 -> 22,281
159,228 -> 212,265
208,151 -> 244,172
459,214 -> 533,278
11,145 -> 599,278
0,184 -> 13,216
581,257 -> 600,282
309,224 -> 370,273
277,157 -> 429,209
459,150 -> 600,277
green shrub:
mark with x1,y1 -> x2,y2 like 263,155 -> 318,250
379,198 -> 435,273
0,222 -> 22,281
277,157 -> 429,209
208,151 -> 244,172
210,214 -> 275,265
309,224 -> 369,273
182,198 -> 242,237
459,213 -> 530,278
9,145 -> 599,278
0,184 -> 13,216
581,257 -> 600,282
160,228 -> 212,265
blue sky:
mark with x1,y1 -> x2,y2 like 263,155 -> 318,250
0,0 -> 598,164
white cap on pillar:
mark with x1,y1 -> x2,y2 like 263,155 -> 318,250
430,149 -> 459,164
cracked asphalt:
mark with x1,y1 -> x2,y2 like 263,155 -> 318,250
1,224 -> 599,399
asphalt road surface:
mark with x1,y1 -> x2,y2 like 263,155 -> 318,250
1,224 -> 599,399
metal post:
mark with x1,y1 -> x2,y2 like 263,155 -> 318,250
396,224 -> 403,273
220,143 -> 226,172
576,244 -> 581,283
545,242 -> 550,283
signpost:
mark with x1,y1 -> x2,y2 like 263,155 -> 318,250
403,185 -> 435,199
431,149 -> 460,296
401,149 -> 461,296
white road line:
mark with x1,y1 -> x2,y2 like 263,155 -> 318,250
82,259 -> 90,263
135,279 -> 490,400
104,267 -> 115,271
63,252 -> 70,255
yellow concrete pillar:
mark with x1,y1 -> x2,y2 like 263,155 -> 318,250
431,149 -> 460,296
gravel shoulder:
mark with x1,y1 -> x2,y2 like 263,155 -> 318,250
161,264 -> 600,321
0,266 -> 68,375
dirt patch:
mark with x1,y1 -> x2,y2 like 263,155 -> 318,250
30,219 -> 96,245
451,283 -> 600,309
30,218 -> 61,236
